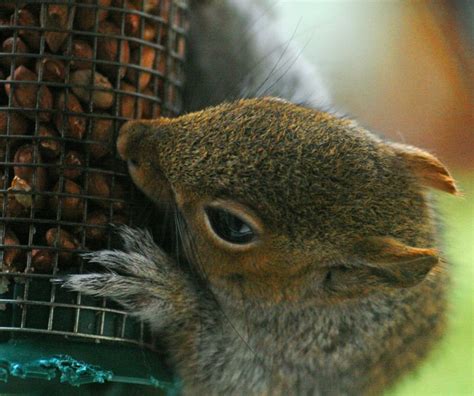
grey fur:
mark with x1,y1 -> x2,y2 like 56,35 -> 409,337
66,225 -> 444,395
66,227 -> 199,329
185,0 -> 330,112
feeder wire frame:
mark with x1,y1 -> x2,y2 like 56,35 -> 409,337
0,0 -> 188,350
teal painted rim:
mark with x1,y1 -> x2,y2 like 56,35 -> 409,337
0,337 -> 181,395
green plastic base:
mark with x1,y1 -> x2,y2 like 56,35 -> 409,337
0,337 -> 180,395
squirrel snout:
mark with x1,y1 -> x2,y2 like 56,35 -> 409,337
117,120 -> 138,161
116,120 -> 154,162
117,118 -> 170,162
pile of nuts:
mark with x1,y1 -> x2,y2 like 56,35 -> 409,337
0,1 -> 184,274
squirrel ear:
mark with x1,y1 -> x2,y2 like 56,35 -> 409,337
390,143 -> 459,194
324,237 -> 439,299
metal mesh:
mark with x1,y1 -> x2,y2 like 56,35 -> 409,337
0,0 -> 187,349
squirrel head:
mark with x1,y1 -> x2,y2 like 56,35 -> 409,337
117,98 -> 458,304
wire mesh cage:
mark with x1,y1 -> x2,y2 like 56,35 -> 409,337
0,0 -> 187,389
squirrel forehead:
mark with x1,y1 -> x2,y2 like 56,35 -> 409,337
159,99 -> 371,160
139,99 -> 416,237
156,99 -> 383,184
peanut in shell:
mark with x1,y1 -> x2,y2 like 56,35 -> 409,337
69,39 -> 94,70
84,210 -> 108,240
37,124 -> 61,158
52,150 -> 84,180
0,110 -> 29,136
140,87 -> 159,119
75,0 -> 111,30
54,91 -> 86,140
87,172 -> 126,211
31,248 -> 55,272
50,179 -> 84,220
35,57 -> 66,83
126,46 -> 155,89
119,82 -> 142,119
88,116 -> 113,159
0,189 -> 28,218
41,4 -> 75,53
5,66 -> 53,122
1,36 -> 29,67
111,1 -> 140,37
143,23 -> 157,43
15,8 -> 41,51
2,229 -> 22,270
46,228 -> 80,264
13,144 -> 47,191
0,110 -> 29,152
10,175 -> 45,209
70,69 -> 114,110
96,21 -> 130,79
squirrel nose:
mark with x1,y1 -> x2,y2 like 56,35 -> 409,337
117,120 -> 147,161
117,117 -> 171,161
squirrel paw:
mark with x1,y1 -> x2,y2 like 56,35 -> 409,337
82,225 -> 174,278
61,226 -> 195,327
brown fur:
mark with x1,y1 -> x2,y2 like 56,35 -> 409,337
118,98 -> 455,299
66,98 -> 457,395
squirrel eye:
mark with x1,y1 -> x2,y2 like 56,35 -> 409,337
204,207 -> 255,245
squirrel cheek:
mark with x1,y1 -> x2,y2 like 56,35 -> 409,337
116,120 -> 139,160
127,162 -> 147,189
128,163 -> 173,204
116,131 -> 128,160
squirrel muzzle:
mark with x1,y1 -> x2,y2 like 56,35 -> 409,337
116,120 -> 136,161
116,118 -> 175,204
113,99 -> 458,303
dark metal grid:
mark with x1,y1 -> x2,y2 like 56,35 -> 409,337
0,0 -> 187,349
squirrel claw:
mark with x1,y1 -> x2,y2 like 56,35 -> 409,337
80,226 -> 173,278
62,273 -> 154,312
81,249 -> 166,278
64,238 -> 196,327
113,225 -> 162,256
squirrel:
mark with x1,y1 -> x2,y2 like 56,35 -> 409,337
62,1 -> 459,395
63,97 -> 458,395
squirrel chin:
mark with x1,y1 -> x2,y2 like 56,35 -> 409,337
128,160 -> 175,206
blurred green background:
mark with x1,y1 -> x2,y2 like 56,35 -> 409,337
387,179 -> 474,396
276,1 -> 473,395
